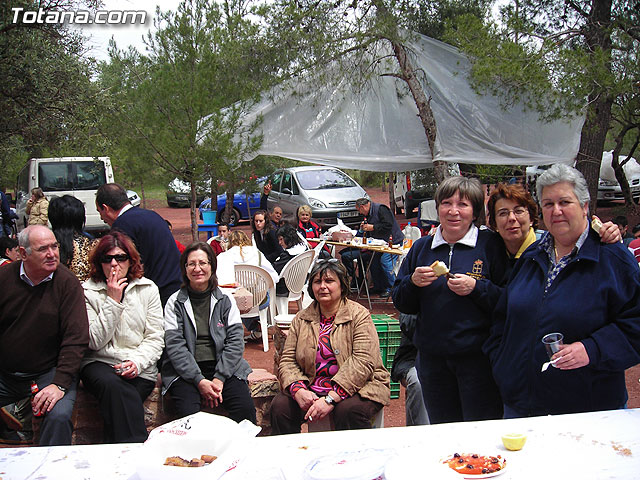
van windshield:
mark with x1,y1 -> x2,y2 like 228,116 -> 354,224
296,169 -> 356,190
38,161 -> 106,192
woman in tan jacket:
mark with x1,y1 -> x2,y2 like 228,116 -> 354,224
26,187 -> 49,226
271,259 -> 390,434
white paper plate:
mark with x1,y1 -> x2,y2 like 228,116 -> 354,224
440,454 -> 507,479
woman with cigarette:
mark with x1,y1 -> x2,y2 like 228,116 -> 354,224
82,231 -> 164,443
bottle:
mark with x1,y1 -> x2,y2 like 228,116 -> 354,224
31,381 -> 44,417
361,218 -> 367,243
388,235 -> 393,249
403,222 -> 413,249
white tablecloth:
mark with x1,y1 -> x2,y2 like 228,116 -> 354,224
2,409 -> 639,479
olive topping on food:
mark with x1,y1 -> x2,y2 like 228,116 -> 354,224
491,458 -> 499,463
458,458 -> 465,463
482,468 -> 489,474
453,453 -> 461,458
466,464 -> 474,469
471,454 -> 478,458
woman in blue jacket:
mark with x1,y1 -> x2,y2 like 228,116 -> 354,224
484,164 -> 640,417
392,176 -> 507,424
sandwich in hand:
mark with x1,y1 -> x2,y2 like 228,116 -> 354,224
430,260 -> 454,279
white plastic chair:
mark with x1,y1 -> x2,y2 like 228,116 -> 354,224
274,250 -> 315,316
234,264 -> 276,352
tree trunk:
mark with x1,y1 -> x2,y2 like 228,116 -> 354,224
190,180 -> 198,241
574,0 -> 613,213
140,181 -> 146,209
388,40 -> 450,182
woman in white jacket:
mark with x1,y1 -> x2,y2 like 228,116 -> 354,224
82,231 -> 164,443
216,230 -> 279,341
216,230 -> 279,286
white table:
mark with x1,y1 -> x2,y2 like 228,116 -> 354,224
2,409 -> 639,479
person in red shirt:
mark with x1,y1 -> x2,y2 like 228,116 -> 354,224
165,220 -> 186,254
0,236 -> 18,266
207,223 -> 230,256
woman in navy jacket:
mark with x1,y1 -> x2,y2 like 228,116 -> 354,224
392,176 -> 507,424
484,164 -> 640,417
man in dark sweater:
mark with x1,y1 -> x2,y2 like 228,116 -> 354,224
0,225 -> 89,445
354,197 -> 403,298
96,183 -> 181,306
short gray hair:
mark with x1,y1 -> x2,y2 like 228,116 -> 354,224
536,164 -> 590,207
18,226 -> 32,254
434,176 -> 485,221
355,198 -> 370,208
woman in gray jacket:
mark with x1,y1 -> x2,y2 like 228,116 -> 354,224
82,231 -> 164,443
162,242 -> 256,423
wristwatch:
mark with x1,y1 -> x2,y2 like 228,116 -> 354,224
324,394 -> 335,406
55,384 -> 67,393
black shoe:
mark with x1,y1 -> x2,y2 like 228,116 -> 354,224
0,426 -> 32,445
379,289 -> 392,298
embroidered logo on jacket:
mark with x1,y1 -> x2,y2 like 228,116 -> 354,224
467,259 -> 485,279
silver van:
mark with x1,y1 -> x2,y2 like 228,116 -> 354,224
265,166 -> 368,229
15,157 -> 115,234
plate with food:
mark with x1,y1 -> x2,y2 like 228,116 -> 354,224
441,452 -> 507,479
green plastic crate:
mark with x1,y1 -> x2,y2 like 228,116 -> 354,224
390,381 -> 400,399
372,316 -> 402,399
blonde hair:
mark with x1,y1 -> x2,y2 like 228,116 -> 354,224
297,204 -> 312,218
229,230 -> 252,261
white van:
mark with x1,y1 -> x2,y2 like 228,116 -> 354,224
15,157 -> 115,233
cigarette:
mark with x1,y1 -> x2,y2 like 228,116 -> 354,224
308,416 -> 313,422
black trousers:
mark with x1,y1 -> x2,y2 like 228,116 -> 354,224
270,392 -> 382,435
416,352 -> 503,424
168,374 -> 256,424
80,361 -> 155,443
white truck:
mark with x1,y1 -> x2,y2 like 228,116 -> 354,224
15,156 -> 116,234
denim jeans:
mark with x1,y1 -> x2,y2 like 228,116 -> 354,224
0,367 -> 77,445
369,252 -> 396,290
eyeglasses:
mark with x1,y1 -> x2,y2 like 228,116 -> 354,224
496,207 -> 528,219
316,258 -> 339,264
186,261 -> 211,270
100,254 -> 130,264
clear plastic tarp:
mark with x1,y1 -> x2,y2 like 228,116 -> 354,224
240,33 -> 584,172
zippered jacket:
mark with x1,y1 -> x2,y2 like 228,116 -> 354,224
161,287 -> 251,394
484,229 -> 640,415
392,227 -> 507,356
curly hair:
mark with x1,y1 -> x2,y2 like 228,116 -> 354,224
277,223 -> 304,249
487,183 -> 538,230
88,231 -> 143,282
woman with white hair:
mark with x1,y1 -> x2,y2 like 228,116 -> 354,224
485,164 -> 640,418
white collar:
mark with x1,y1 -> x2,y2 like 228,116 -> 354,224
20,261 -> 55,286
117,204 -> 134,217
431,224 -> 479,249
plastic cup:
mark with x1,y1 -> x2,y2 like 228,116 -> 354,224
541,333 -> 564,359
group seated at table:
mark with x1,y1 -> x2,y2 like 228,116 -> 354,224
270,259 -> 390,434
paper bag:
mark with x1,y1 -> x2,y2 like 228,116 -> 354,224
232,287 -> 254,314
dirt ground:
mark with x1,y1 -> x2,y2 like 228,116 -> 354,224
154,186 -> 640,427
